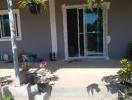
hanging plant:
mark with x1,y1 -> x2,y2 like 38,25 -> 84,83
18,0 -> 47,14
87,0 -> 104,10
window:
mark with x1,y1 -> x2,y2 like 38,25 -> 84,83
0,9 -> 22,41
85,8 -> 103,56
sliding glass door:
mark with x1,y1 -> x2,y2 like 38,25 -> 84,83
84,9 -> 103,56
66,8 -> 104,58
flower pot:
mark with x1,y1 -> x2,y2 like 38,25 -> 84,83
29,3 -> 41,14
19,71 -> 28,84
37,83 -> 48,93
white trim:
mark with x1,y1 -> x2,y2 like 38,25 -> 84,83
49,0 -> 58,56
102,2 -> 111,60
62,2 -> 111,60
62,5 -> 68,60
0,9 -> 22,41
16,9 -> 22,41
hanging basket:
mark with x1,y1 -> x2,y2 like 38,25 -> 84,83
28,3 -> 41,14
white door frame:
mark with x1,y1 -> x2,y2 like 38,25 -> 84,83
49,0 -> 58,56
62,2 -> 111,60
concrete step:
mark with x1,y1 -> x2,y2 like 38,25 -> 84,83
51,87 -> 87,97
50,96 -> 89,100
49,86 -> 119,100
50,96 -> 119,100
1,84 -> 52,100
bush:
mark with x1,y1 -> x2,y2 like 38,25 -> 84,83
117,59 -> 132,84
3,95 -> 13,100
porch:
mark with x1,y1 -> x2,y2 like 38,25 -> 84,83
0,60 -> 123,100
0,59 -> 119,75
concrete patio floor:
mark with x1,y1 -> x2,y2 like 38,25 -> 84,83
0,60 -> 125,100
48,60 -> 122,100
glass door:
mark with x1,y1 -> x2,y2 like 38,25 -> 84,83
84,9 -> 103,56
66,8 -> 104,58
67,8 -> 79,57
67,8 -> 85,57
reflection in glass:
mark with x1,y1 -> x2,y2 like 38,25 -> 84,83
2,15 -> 10,37
85,9 -> 103,56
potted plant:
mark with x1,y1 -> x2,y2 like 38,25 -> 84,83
18,0 -> 47,14
27,61 -> 47,85
19,63 -> 30,84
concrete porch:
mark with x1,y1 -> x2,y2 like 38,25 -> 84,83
0,60 -> 124,100
47,60 -> 122,100
0,59 -> 120,76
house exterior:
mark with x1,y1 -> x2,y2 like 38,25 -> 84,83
0,0 -> 132,61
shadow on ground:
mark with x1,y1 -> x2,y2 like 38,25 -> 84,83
0,60 -> 120,70
86,75 -> 130,99
47,60 -> 120,73
87,83 -> 101,95
102,75 -> 127,94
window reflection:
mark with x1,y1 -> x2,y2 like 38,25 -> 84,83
85,9 -> 103,56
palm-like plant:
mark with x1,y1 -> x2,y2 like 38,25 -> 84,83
118,59 -> 132,84
87,0 -> 104,10
19,0 -> 47,14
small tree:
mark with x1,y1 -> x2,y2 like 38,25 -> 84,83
6,0 -> 20,86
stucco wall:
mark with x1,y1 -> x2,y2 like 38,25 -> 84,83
0,0 -> 132,60
55,0 -> 132,59
0,0 -> 51,60
108,0 -> 132,59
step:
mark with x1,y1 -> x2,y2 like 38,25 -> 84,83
50,96 -> 89,100
1,84 -> 52,100
50,96 -> 119,100
51,87 -> 87,97
49,86 -> 119,100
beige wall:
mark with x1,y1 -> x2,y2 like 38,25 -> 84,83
0,0 -> 51,60
0,0 -> 132,60
55,0 -> 132,59
108,0 -> 132,59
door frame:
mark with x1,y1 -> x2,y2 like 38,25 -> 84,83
62,3 -> 111,60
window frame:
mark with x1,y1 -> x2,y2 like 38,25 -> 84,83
0,9 -> 22,41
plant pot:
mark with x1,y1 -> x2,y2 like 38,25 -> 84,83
29,3 -> 41,14
37,83 -> 48,93
19,71 -> 28,84
27,72 -> 39,85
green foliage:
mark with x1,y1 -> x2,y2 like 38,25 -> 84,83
19,0 -> 104,9
18,0 -> 47,8
3,95 -> 13,100
119,88 -> 132,100
117,59 -> 132,84
86,0 -> 104,10
127,88 -> 132,97
21,63 -> 30,72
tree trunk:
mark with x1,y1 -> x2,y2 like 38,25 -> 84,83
6,0 -> 20,86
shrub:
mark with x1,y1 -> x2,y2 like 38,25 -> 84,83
3,95 -> 13,100
117,59 -> 132,84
